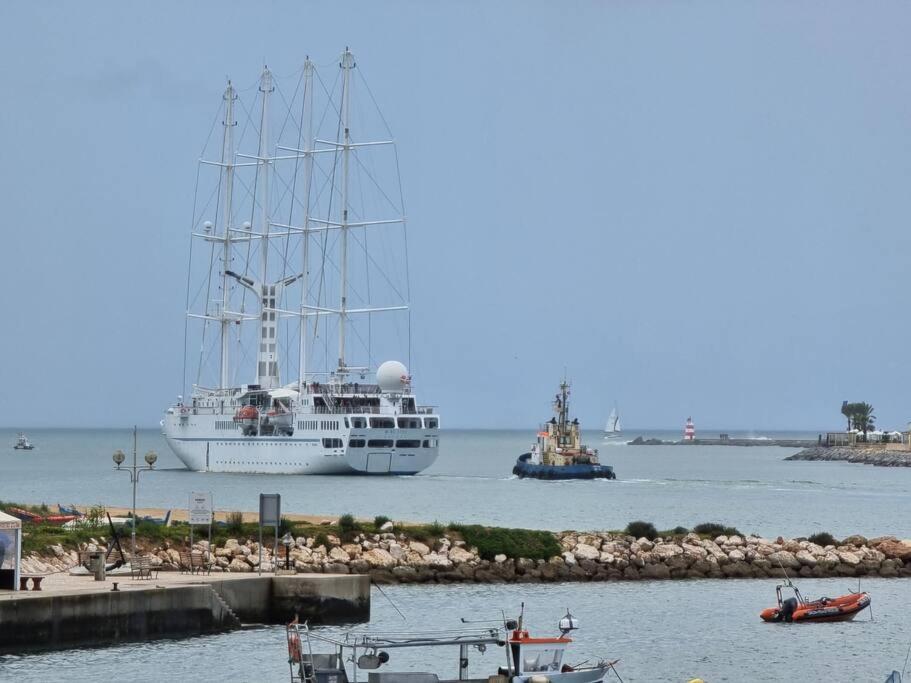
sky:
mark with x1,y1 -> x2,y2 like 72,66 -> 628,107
1,1 -> 910,431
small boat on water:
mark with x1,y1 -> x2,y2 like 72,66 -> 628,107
513,381 -> 616,480
285,605 -> 620,683
13,433 -> 34,450
603,405 -> 622,439
760,579 -> 871,623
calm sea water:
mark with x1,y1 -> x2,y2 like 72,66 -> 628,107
2,427 -> 910,680
2,580 -> 907,681
0,427 -> 909,538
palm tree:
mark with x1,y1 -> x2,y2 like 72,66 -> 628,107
841,400 -> 851,431
851,402 -> 875,438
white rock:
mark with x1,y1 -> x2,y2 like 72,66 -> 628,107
409,542 -> 431,556
573,544 -> 601,561
449,546 -> 474,564
363,548 -> 396,568
494,554 -> 507,564
380,521 -> 394,532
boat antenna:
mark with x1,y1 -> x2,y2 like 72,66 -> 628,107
372,579 -> 406,621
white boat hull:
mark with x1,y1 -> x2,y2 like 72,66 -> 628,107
162,412 -> 439,475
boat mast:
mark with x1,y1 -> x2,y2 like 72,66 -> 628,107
337,48 -> 355,376
298,58 -> 314,393
219,80 -> 237,390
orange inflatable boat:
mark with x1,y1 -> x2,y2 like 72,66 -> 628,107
760,581 -> 871,623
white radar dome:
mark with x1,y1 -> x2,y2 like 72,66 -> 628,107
376,360 -> 409,392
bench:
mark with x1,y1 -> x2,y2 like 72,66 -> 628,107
19,575 -> 44,591
130,556 -> 157,580
178,551 -> 193,574
190,551 -> 212,575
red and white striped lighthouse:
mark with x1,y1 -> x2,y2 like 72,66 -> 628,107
683,417 -> 695,441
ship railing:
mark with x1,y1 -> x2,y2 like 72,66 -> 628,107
174,404 -> 437,417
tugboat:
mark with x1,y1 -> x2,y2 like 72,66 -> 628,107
513,381 -> 616,480
13,433 -> 34,450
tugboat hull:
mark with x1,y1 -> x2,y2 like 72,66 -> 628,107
513,452 -> 616,480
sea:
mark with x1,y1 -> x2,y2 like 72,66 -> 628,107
1,427 -> 910,681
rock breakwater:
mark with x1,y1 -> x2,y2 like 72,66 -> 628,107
786,446 -> 911,467
24,529 -> 911,585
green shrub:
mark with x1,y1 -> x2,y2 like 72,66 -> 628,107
625,520 -> 658,540
373,515 -> 390,529
427,520 -> 445,536
669,526 -> 690,536
313,532 -> 331,550
226,511 -> 244,535
456,525 -> 560,561
408,528 -> 431,543
338,514 -> 359,535
808,532 -> 838,547
692,522 -> 741,537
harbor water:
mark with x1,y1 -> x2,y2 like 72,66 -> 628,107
1,427 -> 910,538
2,579 -> 907,681
2,427 -> 911,680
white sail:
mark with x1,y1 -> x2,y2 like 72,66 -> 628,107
605,407 -> 621,434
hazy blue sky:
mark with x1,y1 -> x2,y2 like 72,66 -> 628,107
1,2 -> 910,430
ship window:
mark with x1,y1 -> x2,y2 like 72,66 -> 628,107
322,438 -> 343,448
258,361 -> 266,376
397,417 -> 420,429
270,312 -> 275,321
349,439 -> 365,448
369,417 -> 395,429
424,418 -> 438,429
395,439 -> 420,448
262,327 -> 267,338
351,417 -> 367,428
367,439 -> 393,448
422,439 -> 437,448
344,418 -> 349,428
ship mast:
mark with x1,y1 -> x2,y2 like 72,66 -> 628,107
337,48 -> 355,375
298,58 -> 314,393
218,80 -> 237,390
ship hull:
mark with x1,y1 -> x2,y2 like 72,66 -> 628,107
512,452 -> 616,480
162,412 -> 439,475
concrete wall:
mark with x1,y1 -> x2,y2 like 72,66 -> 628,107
0,574 -> 370,654
271,574 -> 370,624
0,585 -> 235,654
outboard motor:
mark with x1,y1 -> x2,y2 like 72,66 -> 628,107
778,597 -> 798,622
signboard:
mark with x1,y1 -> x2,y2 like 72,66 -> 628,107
189,492 -> 213,526
259,493 -> 281,526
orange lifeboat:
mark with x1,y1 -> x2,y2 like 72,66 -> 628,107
760,581 -> 871,623
234,405 -> 260,435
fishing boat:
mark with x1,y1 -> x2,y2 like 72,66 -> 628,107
160,49 -> 440,475
13,433 -> 34,450
760,579 -> 871,623
513,381 -> 616,480
603,406 -> 622,439
285,606 -> 620,683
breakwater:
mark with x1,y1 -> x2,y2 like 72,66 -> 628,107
786,445 -> 911,467
630,436 -> 817,447
24,528 -> 911,586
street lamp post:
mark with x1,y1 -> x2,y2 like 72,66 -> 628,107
282,532 -> 294,571
112,426 -> 158,559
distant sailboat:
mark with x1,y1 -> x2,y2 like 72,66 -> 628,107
604,406 -> 622,438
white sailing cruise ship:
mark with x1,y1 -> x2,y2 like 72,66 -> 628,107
161,50 -> 440,475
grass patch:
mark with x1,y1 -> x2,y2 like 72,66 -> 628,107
373,515 -> 390,529
451,524 -> 560,561
692,522 -> 742,538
